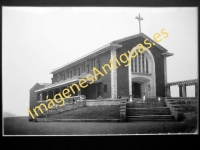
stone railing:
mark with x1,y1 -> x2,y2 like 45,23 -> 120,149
84,99 -> 121,106
165,98 -> 183,121
119,98 -> 127,122
34,100 -> 86,121
37,95 -> 86,104
165,97 -> 197,104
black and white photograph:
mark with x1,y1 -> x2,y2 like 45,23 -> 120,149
2,6 -> 198,135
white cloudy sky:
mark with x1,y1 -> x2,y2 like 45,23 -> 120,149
3,7 -> 198,116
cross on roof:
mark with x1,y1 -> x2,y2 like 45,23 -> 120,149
135,13 -> 144,33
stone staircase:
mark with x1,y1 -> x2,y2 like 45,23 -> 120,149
126,99 -> 176,121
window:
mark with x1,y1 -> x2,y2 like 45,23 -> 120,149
63,73 -> 65,80
82,63 -> 85,73
132,53 -> 148,74
134,56 -> 137,72
146,58 -> 149,73
87,64 -> 90,73
97,59 -> 100,79
69,70 -> 72,78
142,54 -> 145,73
104,84 -> 107,93
138,53 -> 141,72
77,67 -> 80,76
66,70 -> 69,79
56,75 -> 59,82
92,59 -> 96,68
74,66 -> 77,76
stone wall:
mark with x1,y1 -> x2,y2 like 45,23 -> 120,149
84,100 -> 121,106
36,101 -> 86,119
166,97 -> 198,112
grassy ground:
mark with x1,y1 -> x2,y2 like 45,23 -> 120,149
4,116 -> 197,135
3,101 -> 197,135
46,106 -> 120,119
4,105 -> 198,135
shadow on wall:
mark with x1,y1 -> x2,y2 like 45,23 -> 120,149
3,111 -> 16,118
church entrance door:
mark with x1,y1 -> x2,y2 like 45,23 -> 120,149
132,82 -> 141,98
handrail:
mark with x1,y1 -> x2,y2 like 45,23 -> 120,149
165,98 -> 183,121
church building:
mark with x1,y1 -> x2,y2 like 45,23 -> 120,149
30,31 -> 173,110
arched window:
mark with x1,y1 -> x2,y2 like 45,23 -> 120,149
134,56 -> 137,72
132,53 -> 149,73
131,58 -> 134,72
142,53 -> 145,72
146,58 -> 148,73
138,53 -> 141,72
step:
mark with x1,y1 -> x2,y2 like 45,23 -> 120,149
126,115 -> 175,121
126,112 -> 171,116
126,111 -> 171,115
126,107 -> 171,115
126,107 -> 170,111
126,104 -> 166,108
127,102 -> 165,105
126,107 -> 170,109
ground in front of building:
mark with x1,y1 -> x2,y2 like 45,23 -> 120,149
4,111 -> 197,135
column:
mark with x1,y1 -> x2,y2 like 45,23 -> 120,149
182,84 -> 187,97
195,83 -> 198,97
111,46 -> 118,99
166,86 -> 171,97
144,56 -> 146,73
67,85 -> 70,97
164,56 -> 167,84
179,85 -> 183,97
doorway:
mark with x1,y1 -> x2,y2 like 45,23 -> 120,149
132,82 -> 141,98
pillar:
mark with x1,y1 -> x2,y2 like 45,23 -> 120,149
182,84 -> 187,97
164,56 -> 167,85
166,86 -> 171,97
195,83 -> 198,97
67,85 -> 70,97
179,85 -> 183,97
111,46 -> 118,99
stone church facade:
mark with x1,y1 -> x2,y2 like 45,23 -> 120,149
30,33 -> 173,110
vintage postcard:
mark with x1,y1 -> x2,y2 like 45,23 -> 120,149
3,7 -> 198,135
